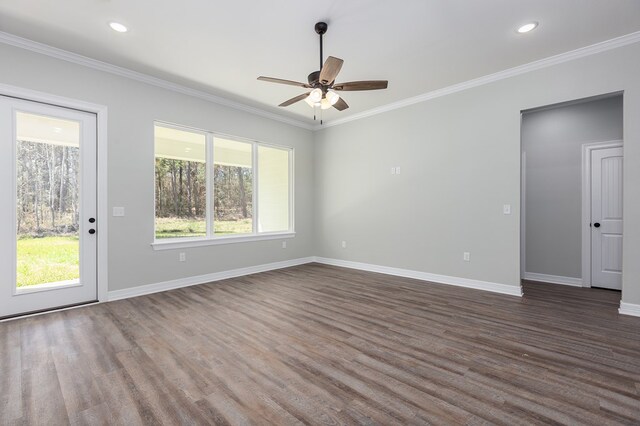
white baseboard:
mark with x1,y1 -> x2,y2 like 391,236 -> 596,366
108,255 -> 524,303
524,272 -> 583,287
619,302 -> 640,317
108,257 -> 315,301
313,257 -> 523,297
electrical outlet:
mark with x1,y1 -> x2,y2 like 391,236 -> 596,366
463,252 -> 470,262
341,241 -> 347,249
503,204 -> 511,215
179,252 -> 186,262
391,167 -> 396,175
113,207 -> 125,217
395,166 -> 401,174
282,241 -> 287,249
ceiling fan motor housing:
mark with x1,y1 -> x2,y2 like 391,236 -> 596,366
307,71 -> 321,86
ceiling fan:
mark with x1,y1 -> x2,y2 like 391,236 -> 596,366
258,22 -> 388,121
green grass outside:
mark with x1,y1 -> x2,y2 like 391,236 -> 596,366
17,236 -> 79,287
155,217 -> 207,238
155,217 -> 253,238
214,219 -> 253,236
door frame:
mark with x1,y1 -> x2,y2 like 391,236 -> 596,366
0,83 -> 109,304
520,150 -> 526,280
581,140 -> 623,288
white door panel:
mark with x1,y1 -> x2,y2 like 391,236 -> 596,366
591,147 -> 623,290
0,96 -> 97,318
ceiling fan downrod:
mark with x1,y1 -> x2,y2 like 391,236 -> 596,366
315,22 -> 327,71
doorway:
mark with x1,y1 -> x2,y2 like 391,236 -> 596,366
0,96 -> 98,318
521,94 -> 623,291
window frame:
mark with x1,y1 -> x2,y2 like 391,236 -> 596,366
152,121 -> 295,251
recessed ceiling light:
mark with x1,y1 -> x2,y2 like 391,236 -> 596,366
109,22 -> 128,33
517,22 -> 538,34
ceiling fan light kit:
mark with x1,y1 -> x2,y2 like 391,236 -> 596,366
257,21 -> 389,122
308,88 -> 323,104
325,90 -> 340,106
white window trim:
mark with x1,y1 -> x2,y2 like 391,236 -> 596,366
152,121 -> 295,250
151,231 -> 296,250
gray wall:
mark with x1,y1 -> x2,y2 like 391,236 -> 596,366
314,42 -> 640,305
522,96 -> 623,279
3,39 -> 640,306
0,43 -> 315,293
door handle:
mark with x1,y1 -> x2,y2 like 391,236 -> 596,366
593,222 -> 601,228
89,229 -> 96,234
89,218 -> 96,223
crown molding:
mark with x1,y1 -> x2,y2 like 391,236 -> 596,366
2,30 -> 639,132
0,31 -> 315,131
315,30 -> 640,130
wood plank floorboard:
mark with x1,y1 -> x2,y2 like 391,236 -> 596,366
1,263 -> 639,425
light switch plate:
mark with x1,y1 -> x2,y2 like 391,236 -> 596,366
503,204 -> 511,215
113,207 -> 125,217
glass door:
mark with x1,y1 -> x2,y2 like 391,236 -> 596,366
0,96 -> 97,318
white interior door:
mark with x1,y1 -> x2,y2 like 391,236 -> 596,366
0,96 -> 98,318
590,147 -> 623,290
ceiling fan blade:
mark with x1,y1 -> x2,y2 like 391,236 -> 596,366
258,76 -> 310,88
333,97 -> 349,111
319,56 -> 344,85
333,80 -> 388,91
278,92 -> 310,107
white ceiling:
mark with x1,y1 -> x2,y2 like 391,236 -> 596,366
1,1 -> 639,126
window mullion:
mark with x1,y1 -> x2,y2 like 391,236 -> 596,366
206,133 -> 214,238
289,148 -> 294,233
252,142 -> 259,235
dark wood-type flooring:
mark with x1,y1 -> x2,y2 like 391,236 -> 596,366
1,263 -> 640,425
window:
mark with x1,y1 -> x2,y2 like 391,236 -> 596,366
258,145 -> 290,233
154,126 -> 207,239
213,138 -> 253,235
153,123 -> 293,248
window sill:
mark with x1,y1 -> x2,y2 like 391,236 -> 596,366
151,232 -> 295,251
